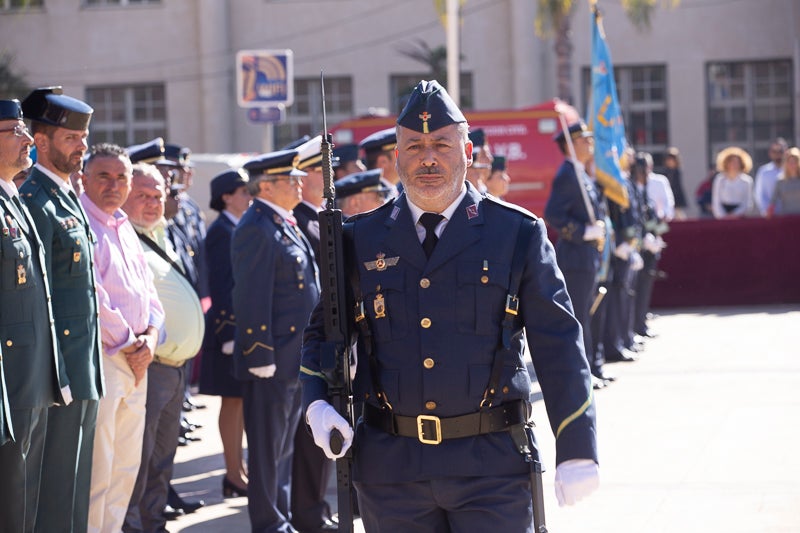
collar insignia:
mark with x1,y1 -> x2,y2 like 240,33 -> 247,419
466,203 -> 479,219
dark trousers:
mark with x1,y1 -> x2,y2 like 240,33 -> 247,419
355,473 -> 534,533
291,421 -> 334,530
590,283 -> 609,371
604,256 -> 634,355
36,399 -> 99,533
0,406 -> 48,533
561,267 -> 598,366
243,378 -> 303,533
124,363 -> 185,533
634,251 -> 659,335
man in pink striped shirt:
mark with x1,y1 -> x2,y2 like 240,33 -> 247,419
79,143 -> 165,533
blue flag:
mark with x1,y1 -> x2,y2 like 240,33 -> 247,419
588,3 -> 629,208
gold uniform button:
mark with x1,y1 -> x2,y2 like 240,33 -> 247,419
298,283 -> 304,289
420,318 -> 431,328
260,325 -> 267,331
290,326 -> 296,333
64,329 -> 70,336
215,319 -> 221,324
221,310 -> 227,315
5,340 -> 12,347
419,278 -> 430,288
246,328 -> 253,334
480,275 -> 489,284
502,386 -> 509,394
230,314 -> 235,320
423,358 -> 435,369
425,401 -> 436,410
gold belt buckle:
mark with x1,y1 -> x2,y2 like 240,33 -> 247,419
416,415 -> 442,445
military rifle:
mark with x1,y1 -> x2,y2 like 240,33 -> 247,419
317,71 -> 355,533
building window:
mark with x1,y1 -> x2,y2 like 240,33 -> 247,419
276,76 -> 353,149
707,59 -> 794,165
2,0 -> 44,10
583,64 -> 669,167
85,84 -> 167,147
390,73 -> 474,114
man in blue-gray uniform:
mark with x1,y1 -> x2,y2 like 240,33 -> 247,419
0,98 -> 65,532
19,87 -> 105,533
544,120 -> 612,388
300,80 -> 599,532
233,149 -> 320,533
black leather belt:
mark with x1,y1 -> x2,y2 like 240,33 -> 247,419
363,400 -> 528,445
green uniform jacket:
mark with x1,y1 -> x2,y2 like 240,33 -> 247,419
0,189 -> 62,408
20,168 -> 104,400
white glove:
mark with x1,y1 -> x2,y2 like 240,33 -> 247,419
583,221 -> 605,241
221,340 -> 235,355
60,384 -> 73,406
630,251 -> 644,271
643,233 -> 661,254
613,241 -> 632,260
554,458 -> 599,507
306,399 -> 354,460
248,364 -> 276,379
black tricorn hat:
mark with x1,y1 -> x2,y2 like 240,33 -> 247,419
21,87 -> 93,131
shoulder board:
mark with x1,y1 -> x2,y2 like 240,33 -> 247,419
482,194 -> 540,220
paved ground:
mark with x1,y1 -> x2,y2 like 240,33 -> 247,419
169,304 -> 800,532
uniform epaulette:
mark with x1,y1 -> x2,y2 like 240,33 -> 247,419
482,194 -> 540,220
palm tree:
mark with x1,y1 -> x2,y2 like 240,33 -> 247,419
535,0 -> 679,103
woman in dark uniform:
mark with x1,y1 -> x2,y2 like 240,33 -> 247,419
198,169 -> 251,497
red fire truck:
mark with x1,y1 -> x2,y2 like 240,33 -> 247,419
330,99 -> 566,216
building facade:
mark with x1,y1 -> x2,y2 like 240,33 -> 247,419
1,0 -> 797,215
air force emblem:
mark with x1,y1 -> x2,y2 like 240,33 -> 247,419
364,252 -> 399,272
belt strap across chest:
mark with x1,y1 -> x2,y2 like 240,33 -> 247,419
363,399 -> 528,445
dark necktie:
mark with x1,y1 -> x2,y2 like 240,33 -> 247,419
10,195 -> 30,233
419,212 -> 444,258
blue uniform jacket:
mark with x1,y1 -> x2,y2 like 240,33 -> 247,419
203,214 -> 237,355
544,160 -> 604,273
0,189 -> 63,409
20,168 -> 104,400
231,201 -> 319,381
301,184 -> 597,484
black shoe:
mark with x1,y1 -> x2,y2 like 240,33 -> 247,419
222,477 -> 247,498
591,376 -> 607,390
592,368 -> 617,382
162,505 -> 184,521
172,498 -> 204,514
606,348 -> 639,363
182,397 -> 206,411
181,417 -> 202,431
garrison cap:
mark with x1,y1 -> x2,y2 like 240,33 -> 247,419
396,80 -> 466,134
210,168 -> 249,212
0,99 -> 23,121
127,137 -> 165,164
334,169 -> 391,199
491,155 -> 507,173
21,87 -> 93,131
359,127 -> 396,155
244,149 -> 306,178
553,120 -> 593,144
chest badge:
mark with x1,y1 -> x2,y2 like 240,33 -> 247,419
364,252 -> 399,272
17,264 -> 27,285
373,292 -> 386,319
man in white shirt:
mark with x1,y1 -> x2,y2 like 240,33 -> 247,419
754,138 -> 788,216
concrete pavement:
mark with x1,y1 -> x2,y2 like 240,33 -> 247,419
169,304 -> 800,532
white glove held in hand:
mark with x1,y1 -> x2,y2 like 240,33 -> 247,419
554,458 -> 599,507
248,364 -> 276,379
583,221 -> 605,241
630,251 -> 644,271
306,399 -> 354,460
614,241 -> 632,260
643,233 -> 662,254
221,340 -> 235,355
